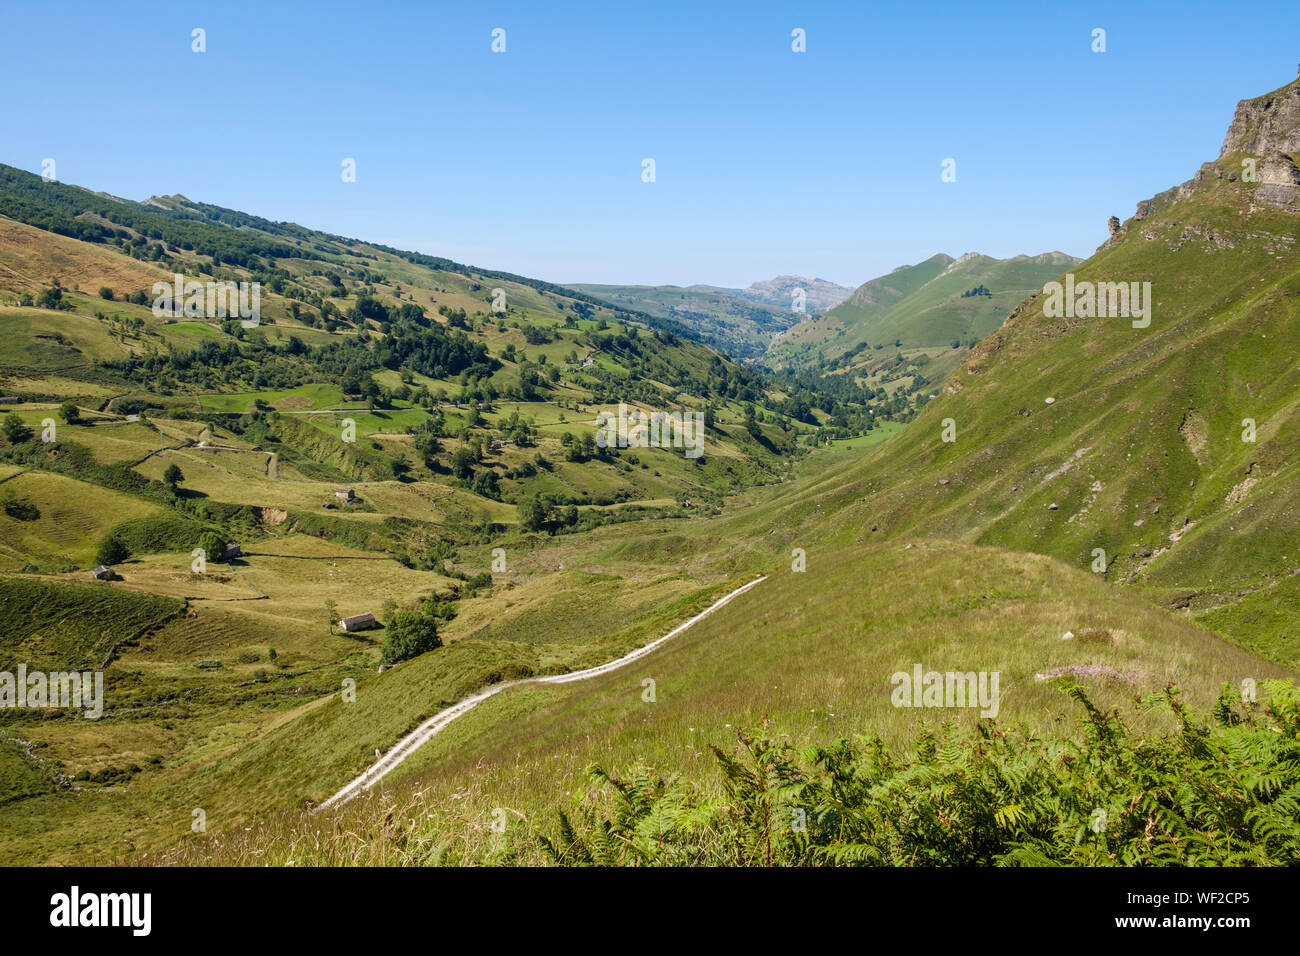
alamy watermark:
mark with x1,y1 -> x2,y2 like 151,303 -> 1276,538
152,273 -> 260,327
1042,273 -> 1151,328
1,665 -> 103,719
50,886 -> 150,936
595,402 -> 705,459
890,664 -> 1000,718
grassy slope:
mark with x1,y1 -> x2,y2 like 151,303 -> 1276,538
770,252 -> 1078,369
735,143 -> 1300,666
163,538 -> 1295,865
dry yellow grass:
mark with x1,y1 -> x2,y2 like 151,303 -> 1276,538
0,215 -> 168,294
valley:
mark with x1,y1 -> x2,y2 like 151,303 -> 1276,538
1,58 -> 1299,871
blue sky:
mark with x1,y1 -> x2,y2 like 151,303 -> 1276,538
2,1 -> 1298,287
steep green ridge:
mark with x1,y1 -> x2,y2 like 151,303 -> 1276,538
746,73 -> 1300,666
769,251 -> 1079,370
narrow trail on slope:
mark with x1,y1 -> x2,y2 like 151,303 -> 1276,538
315,574 -> 767,811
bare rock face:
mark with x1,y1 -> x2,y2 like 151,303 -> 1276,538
1218,73 -> 1300,210
1107,216 -> 1121,237
1221,78 -> 1300,155
1255,155 -> 1300,209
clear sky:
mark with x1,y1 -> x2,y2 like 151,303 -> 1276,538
2,1 -> 1298,288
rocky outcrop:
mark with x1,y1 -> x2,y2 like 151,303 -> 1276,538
1220,70 -> 1300,156
1217,71 -> 1300,210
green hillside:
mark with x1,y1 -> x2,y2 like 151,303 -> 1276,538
747,73 -> 1300,666
162,539 -> 1298,866
769,251 -> 1080,371
2,70 -> 1300,870
147,71 -> 1300,869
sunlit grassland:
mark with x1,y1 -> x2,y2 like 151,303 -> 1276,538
167,538 -> 1296,866
0,469 -> 161,568
0,373 -> 120,399
0,564 -> 744,865
40,419 -> 175,464
0,215 -> 168,299
198,382 -> 346,414
826,420 -> 905,449
158,321 -> 224,342
0,308 -> 132,368
0,532 -> 460,864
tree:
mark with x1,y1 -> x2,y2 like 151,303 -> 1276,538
1,413 -> 32,444
519,496 -> 549,532
449,446 -> 476,480
470,468 -> 500,499
95,535 -> 129,566
197,530 -> 226,565
163,464 -> 184,488
98,286 -> 115,300
380,607 -> 442,665
35,283 -> 63,309
58,402 -> 80,425
325,599 -> 339,635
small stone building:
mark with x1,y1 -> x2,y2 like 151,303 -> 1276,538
339,612 -> 378,633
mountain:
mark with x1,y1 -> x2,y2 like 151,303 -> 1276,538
767,251 -> 1080,372
5,68 -> 1300,870
754,68 -> 1300,668
166,66 -> 1300,868
568,275 -> 854,361
565,282 -> 798,359
726,274 -> 855,313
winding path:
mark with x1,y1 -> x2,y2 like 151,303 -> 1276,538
315,574 -> 767,811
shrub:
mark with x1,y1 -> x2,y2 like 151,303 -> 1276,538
380,606 -> 442,666
538,681 -> 1300,866
95,535 -> 129,566
1,412 -> 33,444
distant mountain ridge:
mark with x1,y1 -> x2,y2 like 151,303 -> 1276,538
719,275 -> 855,313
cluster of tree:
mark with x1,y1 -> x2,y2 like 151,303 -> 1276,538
437,305 -> 471,329
100,315 -> 497,396
34,281 -> 72,310
559,431 -> 599,462
518,494 -> 580,533
351,294 -> 427,329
